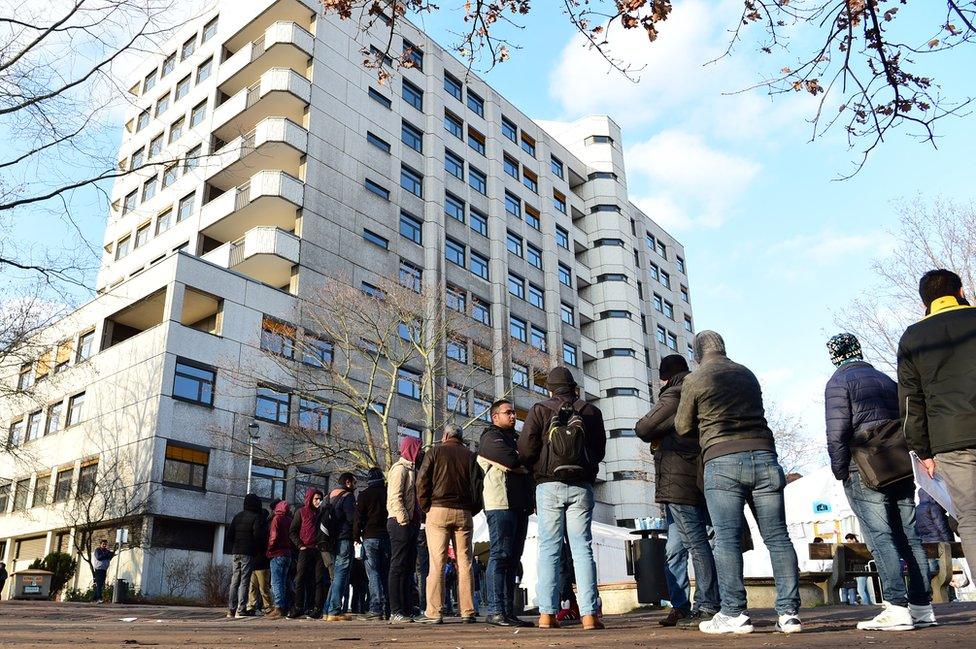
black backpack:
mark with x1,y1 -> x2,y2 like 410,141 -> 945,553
318,494 -> 344,552
543,400 -> 590,483
850,419 -> 914,490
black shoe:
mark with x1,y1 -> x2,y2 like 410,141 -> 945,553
363,612 -> 383,621
676,609 -> 716,629
238,609 -> 256,617
305,611 -> 322,620
284,609 -> 301,619
460,616 -> 477,624
506,615 -> 534,628
659,606 -> 691,627
486,614 -> 515,627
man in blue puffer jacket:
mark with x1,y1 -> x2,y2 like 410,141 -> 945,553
824,334 -> 934,632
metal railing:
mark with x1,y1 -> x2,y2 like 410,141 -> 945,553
234,181 -> 251,211
229,236 -> 247,267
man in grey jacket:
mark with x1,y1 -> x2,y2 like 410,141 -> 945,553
676,331 -> 800,635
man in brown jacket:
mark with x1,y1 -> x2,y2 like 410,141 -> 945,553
415,425 -> 477,624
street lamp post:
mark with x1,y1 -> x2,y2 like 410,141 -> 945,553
245,421 -> 260,493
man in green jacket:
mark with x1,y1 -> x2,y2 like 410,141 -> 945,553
898,269 -> 976,574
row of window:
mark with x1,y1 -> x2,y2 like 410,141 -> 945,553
133,16 -> 218,97
259,317 -> 334,366
114,191 -> 197,260
7,392 -> 86,448
130,59 -> 213,136
16,328 -> 96,392
0,461 -> 97,515
645,232 -> 685,271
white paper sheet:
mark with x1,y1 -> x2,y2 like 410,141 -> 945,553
911,451 -> 957,519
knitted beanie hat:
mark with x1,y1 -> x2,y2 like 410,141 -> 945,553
827,333 -> 863,367
693,330 -> 726,363
659,354 -> 689,382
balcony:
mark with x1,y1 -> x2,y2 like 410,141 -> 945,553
202,226 -> 299,288
222,0 -> 317,53
578,297 -> 596,324
212,68 -> 310,142
218,22 -> 314,96
572,225 -> 588,255
207,117 -> 307,191
583,373 -> 600,400
580,334 -> 598,362
200,170 -> 304,243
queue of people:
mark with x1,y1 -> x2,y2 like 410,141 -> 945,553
216,268 -> 972,635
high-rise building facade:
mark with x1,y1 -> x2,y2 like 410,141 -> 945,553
0,0 -> 694,594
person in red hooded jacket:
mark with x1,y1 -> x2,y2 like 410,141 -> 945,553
265,500 -> 293,618
286,489 -> 325,619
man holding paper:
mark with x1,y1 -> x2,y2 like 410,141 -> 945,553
898,269 -> 976,576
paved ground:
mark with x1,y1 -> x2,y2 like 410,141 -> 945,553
1,600 -> 974,648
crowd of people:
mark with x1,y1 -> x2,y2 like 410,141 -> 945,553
219,268 -> 973,635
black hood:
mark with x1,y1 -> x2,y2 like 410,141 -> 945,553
243,493 -> 262,513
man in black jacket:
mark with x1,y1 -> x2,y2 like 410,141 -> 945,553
518,367 -> 606,631
478,399 -> 534,627
636,354 -> 718,628
325,472 -> 357,621
824,333 -> 933,631
355,467 -> 390,620
899,269 -> 976,576
225,493 -> 266,618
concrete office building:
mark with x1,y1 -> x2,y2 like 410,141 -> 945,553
0,0 -> 694,595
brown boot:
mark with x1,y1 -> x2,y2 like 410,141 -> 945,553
266,607 -> 282,619
538,613 -> 561,629
582,614 -> 605,630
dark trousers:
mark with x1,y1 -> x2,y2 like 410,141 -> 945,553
388,518 -> 419,615
93,569 -> 108,601
291,548 -> 325,615
485,508 -> 529,617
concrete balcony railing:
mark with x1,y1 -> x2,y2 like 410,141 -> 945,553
200,170 -> 304,243
578,296 -> 596,324
212,68 -> 311,141
583,373 -> 601,400
202,226 -> 300,288
207,117 -> 308,191
222,0 -> 318,52
580,334 -> 598,361
572,225 -> 588,255
218,21 -> 314,96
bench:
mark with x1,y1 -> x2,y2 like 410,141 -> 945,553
808,542 -> 965,604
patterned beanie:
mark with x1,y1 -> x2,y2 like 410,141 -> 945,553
827,333 -> 862,367
693,330 -> 726,363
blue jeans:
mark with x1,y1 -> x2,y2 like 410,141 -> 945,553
325,539 -> 353,615
668,503 -> 721,613
856,575 -> 873,605
362,537 -> 391,615
843,471 -> 931,606
841,586 -> 857,604
93,569 -> 108,601
269,555 -> 291,610
704,450 -> 800,617
228,554 -> 255,614
664,509 -> 690,610
535,482 -> 599,615
485,508 -> 530,616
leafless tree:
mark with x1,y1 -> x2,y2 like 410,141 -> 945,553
164,554 -> 196,597
836,196 -> 975,373
767,400 -> 825,475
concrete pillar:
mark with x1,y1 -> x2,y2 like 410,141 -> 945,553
42,530 -> 53,557
212,524 -> 226,564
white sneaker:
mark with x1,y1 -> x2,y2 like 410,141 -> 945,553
776,613 -> 802,633
700,612 -> 754,634
856,602 -> 914,631
908,603 -> 938,628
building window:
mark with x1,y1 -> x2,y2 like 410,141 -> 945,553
591,204 -> 621,213
681,286 -> 690,303
607,387 -> 639,397
653,294 -> 663,313
400,210 -> 422,244
130,146 -> 145,170
369,87 -> 392,109
361,281 -> 384,298
444,72 -> 462,100
74,330 -> 94,363
363,228 -> 389,249
173,358 -> 215,405
528,283 -> 544,309
509,316 -> 527,343
25,411 -> 42,442
520,133 -> 536,157
684,316 -> 694,333
446,238 -> 466,267
445,193 -> 465,223
370,44 -> 393,67
190,100 -> 207,127
7,420 -> 24,447
563,343 -> 578,367
181,36 -> 196,60
470,208 -> 487,236
402,39 -> 423,69
12,479 -> 29,511
522,169 -> 538,193
161,164 -> 178,188
469,166 -> 487,194
446,285 -> 466,313
557,263 -> 572,287
667,331 -> 678,350
143,68 -> 157,92
155,93 -> 170,117
506,231 -> 523,257
367,131 -> 391,153
260,316 -> 296,358
660,270 -> 672,289
184,143 -> 202,172
364,178 -> 390,200
397,368 -> 422,400
503,155 -> 519,179
472,298 -> 490,325
136,110 -> 150,132
553,191 -> 567,214
560,303 -> 574,325
603,348 -> 636,357
555,226 -> 569,250
169,116 -> 184,144
17,363 -> 32,391
447,383 -> 468,415
586,134 -> 614,145
467,90 -> 484,117
77,462 -> 97,497
122,190 -> 137,215
512,363 -> 528,388
469,251 -> 489,279
44,402 -> 62,436
602,309 -> 631,319
177,192 -> 195,221
196,57 -> 212,83
445,150 -> 465,180
474,396 -> 492,422
148,133 -> 163,158
53,468 -> 73,503
467,128 -> 486,155
664,301 -> 675,320
64,392 -> 85,427
507,273 -> 525,300
525,205 -> 541,230
401,121 -> 423,152
447,339 -> 468,363
530,325 -> 547,351
302,336 -> 334,367
676,256 -> 686,273
140,178 -> 157,204
400,165 -> 423,197
399,260 -> 423,292
255,386 -> 290,424
444,111 -> 463,139
502,117 -> 517,143
299,397 -> 331,432
504,192 -> 521,219
656,325 -> 667,345
163,442 -> 209,490
202,17 -> 218,42
550,155 -> 565,179
648,263 -> 660,281
656,239 -> 667,258
29,472 -> 46,506
251,463 -> 286,501
402,79 -> 423,110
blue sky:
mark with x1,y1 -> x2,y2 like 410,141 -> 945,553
6,0 -> 974,459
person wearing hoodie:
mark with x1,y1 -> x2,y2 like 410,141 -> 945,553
324,472 -> 357,621
225,493 -> 266,618
675,331 -> 801,635
636,354 -> 719,628
287,489 -> 326,619
266,500 -> 294,618
387,435 -> 421,622
356,466 -> 391,620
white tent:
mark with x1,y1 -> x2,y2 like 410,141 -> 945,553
471,513 -> 636,607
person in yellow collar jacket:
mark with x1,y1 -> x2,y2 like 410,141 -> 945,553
897,269 -> 976,580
